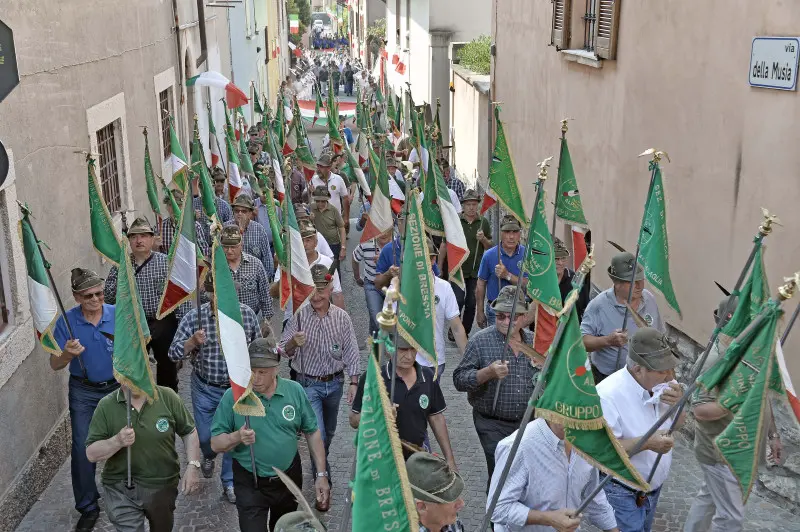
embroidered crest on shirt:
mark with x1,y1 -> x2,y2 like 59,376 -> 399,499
155,418 -> 170,432
282,405 -> 296,421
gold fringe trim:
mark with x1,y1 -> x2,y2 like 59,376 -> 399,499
535,408 -> 606,431
369,354 -> 419,524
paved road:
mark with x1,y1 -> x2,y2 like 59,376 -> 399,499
16,122 -> 800,531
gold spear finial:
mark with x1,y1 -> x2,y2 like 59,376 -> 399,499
377,277 -> 403,330
537,156 -> 554,181
778,273 -> 800,301
759,207 -> 781,236
560,117 -> 574,134
638,148 -> 671,163
578,244 -> 596,275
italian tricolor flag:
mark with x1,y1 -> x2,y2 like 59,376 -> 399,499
212,240 -> 264,416
208,108 -> 221,168
157,179 -> 204,318
361,153 -> 394,243
20,210 -> 60,356
355,131 -> 370,168
280,198 -> 314,312
343,140 -> 371,201
186,71 -> 249,109
283,115 -> 298,156
777,341 -> 800,424
430,156 -> 470,289
165,118 -> 188,190
225,131 -> 243,203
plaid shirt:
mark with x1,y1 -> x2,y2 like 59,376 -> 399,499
452,326 -> 538,422
160,217 -> 210,259
445,171 -> 466,202
168,302 -> 262,385
229,252 -> 273,318
225,220 -> 274,279
279,303 -> 360,379
420,521 -> 465,532
105,252 -> 169,320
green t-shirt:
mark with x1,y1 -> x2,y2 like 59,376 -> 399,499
312,204 -> 344,245
86,387 -> 195,486
460,214 -> 492,279
211,377 -> 318,477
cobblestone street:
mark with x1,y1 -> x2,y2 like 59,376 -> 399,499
16,216 -> 800,531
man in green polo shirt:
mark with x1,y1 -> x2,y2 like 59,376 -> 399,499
211,333 -> 330,531
310,184 -> 347,273
85,384 -> 201,531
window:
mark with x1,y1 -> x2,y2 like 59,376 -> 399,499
552,0 -> 621,60
96,122 -> 122,213
159,88 -> 172,161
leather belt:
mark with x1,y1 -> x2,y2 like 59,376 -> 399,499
608,477 -> 658,496
71,375 -> 118,389
195,372 -> 231,389
300,370 -> 343,383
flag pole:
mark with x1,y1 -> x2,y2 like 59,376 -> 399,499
125,387 -> 134,489
781,298 -> 800,344
244,416 -> 258,487
489,158 -> 550,415
250,81 -> 255,127
572,270 -> 798,517
638,209 -> 780,487
390,152 -> 408,406
480,248 -> 596,532
550,119 -> 570,236
612,150 -> 665,372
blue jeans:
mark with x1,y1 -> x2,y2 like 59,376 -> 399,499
69,378 -> 119,513
295,374 -> 343,480
364,281 -> 385,335
603,480 -> 662,532
191,372 -> 233,487
484,302 -> 497,327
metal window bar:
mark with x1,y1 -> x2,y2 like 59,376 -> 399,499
583,0 -> 598,52
96,123 -> 122,213
159,89 -> 172,161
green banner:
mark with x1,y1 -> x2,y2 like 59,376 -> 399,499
554,137 -> 588,227
637,163 -> 681,316
523,188 -> 563,312
87,159 -> 122,265
488,107 -> 528,226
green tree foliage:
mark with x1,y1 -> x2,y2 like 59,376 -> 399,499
457,34 -> 491,75
288,0 -> 311,44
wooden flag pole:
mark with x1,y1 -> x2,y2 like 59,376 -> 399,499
573,271 -> 797,517
638,210 -> 780,487
244,416 -> 258,487
125,388 -> 134,489
612,149 -> 666,372
480,249 -> 596,532
489,158 -> 550,414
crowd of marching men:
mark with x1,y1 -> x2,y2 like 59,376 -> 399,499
24,46 -> 799,532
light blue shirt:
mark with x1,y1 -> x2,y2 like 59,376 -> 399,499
580,288 -> 663,375
477,244 -> 526,302
54,304 -> 115,382
489,418 -> 617,532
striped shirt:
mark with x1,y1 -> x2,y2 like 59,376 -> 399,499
452,327 -> 538,422
352,239 -> 381,283
279,303 -> 359,379
489,419 -> 617,531
168,302 -> 262,385
105,252 -> 169,320
225,220 -> 274,279
229,252 -> 273,318
159,217 -> 210,259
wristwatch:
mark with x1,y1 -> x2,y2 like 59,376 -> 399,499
188,460 -> 201,469
505,273 -> 512,282
316,471 -> 329,478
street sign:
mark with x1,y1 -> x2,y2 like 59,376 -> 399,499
0,19 -> 19,103
749,37 -> 799,91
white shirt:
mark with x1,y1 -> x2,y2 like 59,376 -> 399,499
488,419 -> 617,532
311,173 -> 350,215
416,277 -> 460,367
275,252 -> 341,321
315,231 -> 334,259
408,147 -> 429,182
597,368 -> 674,489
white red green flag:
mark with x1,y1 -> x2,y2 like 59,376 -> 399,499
280,195 -> 314,311
19,208 -> 60,356
207,107 -> 222,168
211,240 -> 265,415
224,130 -> 243,202
356,129 -> 370,167
343,140 -> 371,200
157,178 -> 202,318
283,114 -> 298,156
263,126 -> 287,201
186,71 -> 249,109
777,340 -> 800,424
165,117 -> 188,190
361,152 -> 394,243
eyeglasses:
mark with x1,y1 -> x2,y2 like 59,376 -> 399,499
82,291 -> 104,300
495,312 -> 511,322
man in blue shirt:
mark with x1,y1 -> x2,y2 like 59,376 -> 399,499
52,268 -> 118,532
476,215 -> 526,328
373,212 -> 441,290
